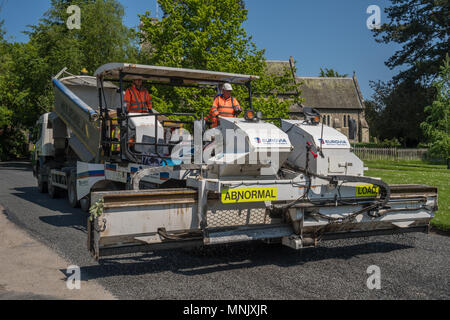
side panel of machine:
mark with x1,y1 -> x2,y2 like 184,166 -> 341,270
76,162 -> 106,200
52,78 -> 101,162
281,119 -> 364,176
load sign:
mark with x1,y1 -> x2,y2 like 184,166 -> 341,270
222,187 -> 277,203
356,185 -> 380,197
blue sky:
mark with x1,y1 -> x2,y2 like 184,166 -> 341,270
0,0 -> 403,99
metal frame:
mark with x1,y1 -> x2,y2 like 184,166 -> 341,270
96,66 -> 256,164
94,63 -> 259,84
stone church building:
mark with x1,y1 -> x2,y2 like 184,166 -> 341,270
267,61 -> 370,143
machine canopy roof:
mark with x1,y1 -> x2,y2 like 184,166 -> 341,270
94,63 -> 259,85
60,76 -> 118,89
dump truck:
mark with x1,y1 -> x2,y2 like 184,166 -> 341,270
31,63 -> 438,260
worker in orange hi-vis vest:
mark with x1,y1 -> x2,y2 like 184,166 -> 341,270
124,79 -> 153,113
110,116 -> 121,153
205,83 -> 242,128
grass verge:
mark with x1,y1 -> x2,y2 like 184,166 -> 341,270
364,160 -> 449,232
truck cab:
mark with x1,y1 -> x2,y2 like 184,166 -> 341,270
31,113 -> 55,193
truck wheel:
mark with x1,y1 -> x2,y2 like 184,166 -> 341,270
37,166 -> 48,194
68,174 -> 80,208
80,196 -> 91,213
48,177 -> 60,199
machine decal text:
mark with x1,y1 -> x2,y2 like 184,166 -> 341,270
222,187 -> 277,203
356,185 -> 380,197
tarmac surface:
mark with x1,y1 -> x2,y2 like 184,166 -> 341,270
0,204 -> 114,300
0,161 -> 448,300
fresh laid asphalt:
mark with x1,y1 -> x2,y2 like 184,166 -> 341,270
0,161 -> 448,300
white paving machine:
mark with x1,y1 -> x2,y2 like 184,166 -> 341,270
32,63 -> 438,260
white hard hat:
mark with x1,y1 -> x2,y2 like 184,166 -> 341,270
223,83 -> 233,91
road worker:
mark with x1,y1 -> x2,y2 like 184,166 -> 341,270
205,83 -> 242,128
124,79 -> 153,113
110,116 -> 121,153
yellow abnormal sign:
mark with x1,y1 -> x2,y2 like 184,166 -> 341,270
222,187 -> 277,204
356,185 -> 380,197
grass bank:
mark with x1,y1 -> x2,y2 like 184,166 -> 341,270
364,160 -> 449,232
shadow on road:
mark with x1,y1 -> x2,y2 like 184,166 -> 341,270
0,162 -> 33,172
39,214 -> 87,233
12,187 -> 87,233
75,240 -> 413,281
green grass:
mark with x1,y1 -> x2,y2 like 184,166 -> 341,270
364,160 -> 449,231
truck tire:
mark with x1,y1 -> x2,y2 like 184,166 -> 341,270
68,172 -> 80,208
48,176 -> 60,199
37,166 -> 48,194
80,196 -> 91,213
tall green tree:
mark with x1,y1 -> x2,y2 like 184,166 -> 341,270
421,55 -> 450,159
366,80 -> 435,147
138,0 -> 301,119
373,0 -> 449,84
28,0 -> 138,77
14,0 -> 139,127
319,68 -> 348,78
0,0 -> 139,160
14,0 -> 138,128
0,19 -> 13,128
0,22 -> 30,160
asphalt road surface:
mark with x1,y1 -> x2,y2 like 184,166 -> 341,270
0,161 -> 448,300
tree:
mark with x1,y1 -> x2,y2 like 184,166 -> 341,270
138,0 -> 301,119
366,80 -> 435,147
0,0 -> 138,160
28,0 -> 138,77
12,0 -> 138,129
364,100 -> 382,140
0,35 -> 50,159
373,0 -> 449,84
0,22 -> 29,160
18,0 -> 138,125
421,55 -> 450,159
319,68 -> 348,78
0,19 -> 8,138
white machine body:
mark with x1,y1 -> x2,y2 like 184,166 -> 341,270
128,116 -> 166,154
206,117 -> 293,177
281,119 -> 365,176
